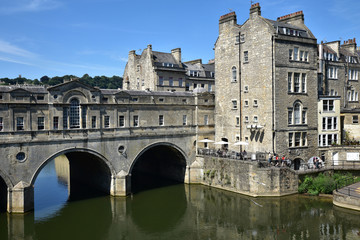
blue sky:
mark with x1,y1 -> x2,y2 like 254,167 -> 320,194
1,0 -> 359,80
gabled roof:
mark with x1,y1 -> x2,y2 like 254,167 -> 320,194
47,79 -> 100,92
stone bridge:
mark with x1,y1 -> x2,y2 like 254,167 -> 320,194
0,80 -> 214,213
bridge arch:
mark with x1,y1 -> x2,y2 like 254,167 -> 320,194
0,169 -> 11,212
31,148 -> 116,199
130,142 -> 188,193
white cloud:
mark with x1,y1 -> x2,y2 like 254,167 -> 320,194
0,39 -> 37,58
0,0 -> 62,14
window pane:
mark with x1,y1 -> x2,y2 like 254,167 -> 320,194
69,99 -> 80,129
294,73 -> 300,92
294,104 -> 300,124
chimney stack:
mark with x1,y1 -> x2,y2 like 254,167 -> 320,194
250,3 -> 261,17
171,48 -> 181,64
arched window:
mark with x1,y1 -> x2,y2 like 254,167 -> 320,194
69,98 -> 80,128
288,101 -> 306,125
231,67 -> 237,82
294,103 -> 301,124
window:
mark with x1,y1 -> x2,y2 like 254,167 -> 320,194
136,65 -> 140,72
235,35 -> 240,44
16,117 -> 24,131
236,117 -> 240,126
244,85 -> 249,93
208,84 -> 212,92
169,77 -> 173,86
141,79 -> 144,86
37,95 -> 44,100
301,74 -> 306,93
133,115 -> 139,127
69,98 -> 80,129
0,117 -> 3,131
289,49 -> 293,60
244,51 -> 248,62
349,69 -> 359,81
288,72 -> 307,93
159,115 -> 164,126
353,115 -> 359,124
253,116 -> 258,123
328,67 -> 338,79
289,132 -> 307,147
37,117 -> 45,130
294,73 -> 300,92
190,70 -> 199,77
244,100 -> 249,107
253,99 -> 258,107
240,34 -> 245,43
322,117 -> 337,130
183,115 -> 187,126
81,106 -> 87,128
318,134 -> 338,146
300,51 -> 304,61
91,116 -> 96,128
204,115 -> 208,125
289,102 -> 306,125
185,83 -> 190,91
232,100 -> 237,109
244,116 -> 249,123
194,83 -> 197,89
304,52 -> 308,62
178,78 -> 183,87
231,67 -> 237,82
293,47 -> 299,61
104,116 -> 110,128
132,98 -> 138,102
159,76 -> 164,86
348,90 -> 359,102
288,109 -> 293,125
201,84 -> 205,88
119,116 -> 125,127
323,100 -> 334,112
63,107 -> 68,129
159,98 -> 164,102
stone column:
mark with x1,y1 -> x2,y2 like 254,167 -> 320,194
110,171 -> 131,197
184,157 -> 204,184
8,181 -> 34,213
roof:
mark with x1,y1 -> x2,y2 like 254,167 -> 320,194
152,51 -> 177,64
0,85 -> 47,93
265,19 -> 309,38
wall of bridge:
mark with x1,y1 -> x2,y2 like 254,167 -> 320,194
0,126 -> 197,212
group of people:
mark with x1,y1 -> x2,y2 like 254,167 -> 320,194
268,153 -> 291,167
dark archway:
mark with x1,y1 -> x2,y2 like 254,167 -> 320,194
0,176 -> 7,212
65,152 -> 112,201
131,144 -> 187,193
294,158 -> 301,170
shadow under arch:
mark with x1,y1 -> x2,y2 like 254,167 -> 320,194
0,169 -> 13,213
31,148 -> 116,201
130,142 -> 188,193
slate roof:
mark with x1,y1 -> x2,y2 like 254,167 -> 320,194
152,51 -> 177,64
265,19 -> 309,38
0,85 -> 47,93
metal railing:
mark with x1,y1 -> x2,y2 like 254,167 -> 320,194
330,160 -> 360,169
335,176 -> 360,198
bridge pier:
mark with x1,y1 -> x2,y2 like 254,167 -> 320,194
110,171 -> 131,197
8,182 -> 34,213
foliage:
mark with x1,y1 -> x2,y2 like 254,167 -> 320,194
0,74 -> 123,89
298,173 -> 360,195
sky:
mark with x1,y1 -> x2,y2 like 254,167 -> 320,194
0,0 -> 359,80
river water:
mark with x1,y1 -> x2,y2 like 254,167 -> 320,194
1,160 -> 360,240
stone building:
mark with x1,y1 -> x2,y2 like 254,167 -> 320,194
214,3 -> 318,162
122,45 -> 214,92
318,39 -> 360,141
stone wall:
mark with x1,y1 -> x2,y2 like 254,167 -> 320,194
333,190 -> 360,211
197,156 -> 298,197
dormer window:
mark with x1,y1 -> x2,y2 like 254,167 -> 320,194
190,70 -> 199,77
162,62 -> 174,67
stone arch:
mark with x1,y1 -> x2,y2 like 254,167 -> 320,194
63,90 -> 89,104
293,158 -> 303,170
0,169 -> 11,212
129,142 -> 188,193
30,148 -> 116,197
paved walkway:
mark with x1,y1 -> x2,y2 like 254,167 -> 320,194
337,182 -> 360,198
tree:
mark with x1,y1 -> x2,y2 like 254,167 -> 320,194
40,76 -> 50,84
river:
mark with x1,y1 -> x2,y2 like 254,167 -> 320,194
1,160 -> 360,239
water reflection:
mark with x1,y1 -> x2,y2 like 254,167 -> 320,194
2,162 -> 360,239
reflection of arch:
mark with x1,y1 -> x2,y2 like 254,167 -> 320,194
130,142 -> 188,193
30,148 -> 116,186
0,172 -> 10,212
